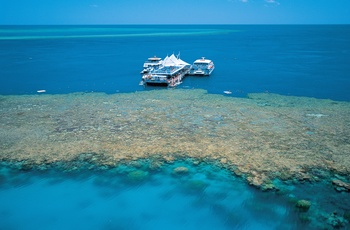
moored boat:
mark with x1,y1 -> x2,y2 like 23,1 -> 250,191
189,57 -> 214,76
140,56 -> 163,74
141,54 -> 191,87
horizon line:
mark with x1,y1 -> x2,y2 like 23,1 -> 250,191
1,23 -> 350,26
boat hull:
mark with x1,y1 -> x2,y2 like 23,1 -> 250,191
142,67 -> 189,87
141,54 -> 191,87
188,57 -> 214,76
189,66 -> 214,76
145,82 -> 169,87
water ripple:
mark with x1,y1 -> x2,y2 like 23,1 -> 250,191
0,27 -> 236,40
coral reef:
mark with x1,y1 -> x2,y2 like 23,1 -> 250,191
127,170 -> 149,183
185,179 -> 208,193
332,179 -> 350,192
173,166 -> 189,175
325,212 -> 349,229
0,89 -> 349,190
296,200 -> 311,212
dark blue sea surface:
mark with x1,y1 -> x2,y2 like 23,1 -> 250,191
1,25 -> 350,101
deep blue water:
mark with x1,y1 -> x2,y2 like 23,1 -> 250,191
1,25 -> 350,101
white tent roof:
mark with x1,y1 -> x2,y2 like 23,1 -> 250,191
177,57 -> 190,66
162,54 -> 189,66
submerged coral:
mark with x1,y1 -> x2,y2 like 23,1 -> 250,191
0,89 -> 349,188
296,200 -> 311,212
173,166 -> 189,175
127,170 -> 149,183
332,179 -> 350,192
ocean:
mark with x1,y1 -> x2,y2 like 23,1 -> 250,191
0,25 -> 350,229
1,25 -> 350,100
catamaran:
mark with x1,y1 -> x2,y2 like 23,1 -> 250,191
140,56 -> 163,74
141,54 -> 191,87
189,57 -> 215,76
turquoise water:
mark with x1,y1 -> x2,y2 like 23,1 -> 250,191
0,160 -> 312,230
1,159 -> 349,229
1,25 -> 350,229
0,26 -> 230,40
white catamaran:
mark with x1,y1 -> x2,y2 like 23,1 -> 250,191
140,56 -> 163,74
141,54 -> 191,87
189,57 -> 215,76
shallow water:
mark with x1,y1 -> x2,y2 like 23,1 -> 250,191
0,160 -> 334,230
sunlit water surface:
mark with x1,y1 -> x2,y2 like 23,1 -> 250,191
0,161 -> 315,230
